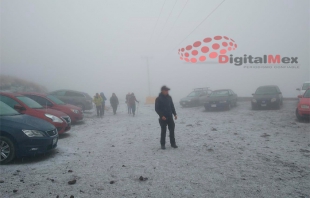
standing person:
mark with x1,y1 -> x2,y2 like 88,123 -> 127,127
110,93 -> 119,115
93,93 -> 103,118
155,86 -> 178,150
128,93 -> 139,116
100,92 -> 107,116
126,92 -> 131,114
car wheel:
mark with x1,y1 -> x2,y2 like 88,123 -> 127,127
0,136 -> 15,164
296,108 -> 303,121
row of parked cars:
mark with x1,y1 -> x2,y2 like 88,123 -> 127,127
179,84 -> 310,121
0,90 -> 93,164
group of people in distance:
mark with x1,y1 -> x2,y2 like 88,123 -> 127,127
92,92 -> 139,117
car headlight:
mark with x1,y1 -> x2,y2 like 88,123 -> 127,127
252,99 -> 257,103
271,98 -> 277,102
71,109 -> 79,114
45,114 -> 63,123
301,105 -> 310,109
22,130 -> 44,137
219,101 -> 227,103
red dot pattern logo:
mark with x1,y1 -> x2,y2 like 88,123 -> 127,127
178,35 -> 237,63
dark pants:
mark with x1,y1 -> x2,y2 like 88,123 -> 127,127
96,106 -> 102,117
131,104 -> 136,115
112,105 -> 117,114
101,103 -> 105,116
159,116 -> 176,146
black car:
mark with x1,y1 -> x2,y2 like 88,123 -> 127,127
0,101 -> 58,164
251,85 -> 283,110
204,89 -> 238,111
180,88 -> 212,107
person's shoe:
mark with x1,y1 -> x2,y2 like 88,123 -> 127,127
171,145 -> 178,148
161,145 -> 166,150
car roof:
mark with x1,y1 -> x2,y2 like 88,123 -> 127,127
212,89 -> 231,91
257,85 -> 278,88
18,92 -> 47,96
50,89 -> 85,94
303,81 -> 310,83
0,92 -> 25,97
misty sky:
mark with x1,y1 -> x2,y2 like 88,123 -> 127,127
1,0 -> 309,100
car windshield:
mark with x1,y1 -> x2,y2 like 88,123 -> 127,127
255,87 -> 277,94
0,101 -> 20,116
47,95 -> 65,105
210,90 -> 229,97
187,91 -> 199,97
16,96 -> 43,109
302,83 -> 310,90
303,89 -> 310,98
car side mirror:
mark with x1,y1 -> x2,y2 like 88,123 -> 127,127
14,104 -> 25,111
298,95 -> 302,98
296,88 -> 300,91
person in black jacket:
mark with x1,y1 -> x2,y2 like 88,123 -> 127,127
110,93 -> 119,115
155,85 -> 178,150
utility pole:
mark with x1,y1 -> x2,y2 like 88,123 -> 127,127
141,56 -> 152,96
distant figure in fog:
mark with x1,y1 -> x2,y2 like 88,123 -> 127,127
93,93 -> 103,117
100,92 -> 107,116
128,93 -> 139,116
110,93 -> 119,115
155,86 -> 178,150
126,92 -> 131,114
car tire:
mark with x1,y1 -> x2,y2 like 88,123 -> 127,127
0,136 -> 15,165
296,108 -> 303,121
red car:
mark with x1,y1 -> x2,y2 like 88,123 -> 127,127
296,88 -> 310,121
21,92 -> 83,123
0,92 -> 71,134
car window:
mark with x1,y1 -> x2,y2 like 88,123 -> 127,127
255,87 -> 277,94
302,83 -> 310,90
27,95 -> 53,106
210,90 -> 229,97
0,101 -> 20,116
16,96 -> 43,109
0,95 -> 19,108
47,95 -> 65,105
54,91 -> 66,96
303,89 -> 310,98
65,91 -> 85,97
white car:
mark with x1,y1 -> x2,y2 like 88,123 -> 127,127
297,81 -> 310,96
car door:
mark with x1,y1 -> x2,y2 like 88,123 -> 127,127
64,91 -> 85,106
230,90 -> 237,104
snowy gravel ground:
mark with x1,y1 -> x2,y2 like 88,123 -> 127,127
0,100 -> 309,198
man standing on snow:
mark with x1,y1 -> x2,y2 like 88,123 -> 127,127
128,93 -> 139,116
155,86 -> 178,150
100,92 -> 107,116
93,93 -> 103,118
126,92 -> 131,114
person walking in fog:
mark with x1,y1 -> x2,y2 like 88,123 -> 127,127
100,92 -> 107,116
126,92 -> 131,114
155,86 -> 178,150
93,93 -> 103,118
110,93 -> 119,115
128,93 -> 139,116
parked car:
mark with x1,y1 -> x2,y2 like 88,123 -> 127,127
204,89 -> 238,111
49,90 -> 93,111
251,85 -> 283,110
296,81 -> 310,97
0,101 -> 58,164
296,88 -> 310,121
21,92 -> 83,123
0,92 -> 71,134
180,88 -> 212,107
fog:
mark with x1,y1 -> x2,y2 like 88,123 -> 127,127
1,0 -> 309,101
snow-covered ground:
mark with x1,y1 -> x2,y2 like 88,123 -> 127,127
0,101 -> 309,198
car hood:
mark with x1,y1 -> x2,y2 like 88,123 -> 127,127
253,94 -> 278,99
207,96 -> 229,102
299,97 -> 310,105
0,114 -> 55,131
36,108 -> 68,117
180,97 -> 195,101
63,104 -> 82,111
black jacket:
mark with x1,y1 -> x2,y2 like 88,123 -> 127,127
110,96 -> 119,106
155,93 -> 177,118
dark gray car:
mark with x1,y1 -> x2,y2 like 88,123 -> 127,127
49,90 -> 93,111
204,89 -> 238,111
180,88 -> 212,107
251,85 -> 283,110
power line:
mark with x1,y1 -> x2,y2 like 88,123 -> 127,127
158,0 -> 226,62
156,0 -> 178,39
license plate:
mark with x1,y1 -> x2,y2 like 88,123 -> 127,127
211,104 -> 217,107
261,104 -> 267,107
52,138 -> 58,145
